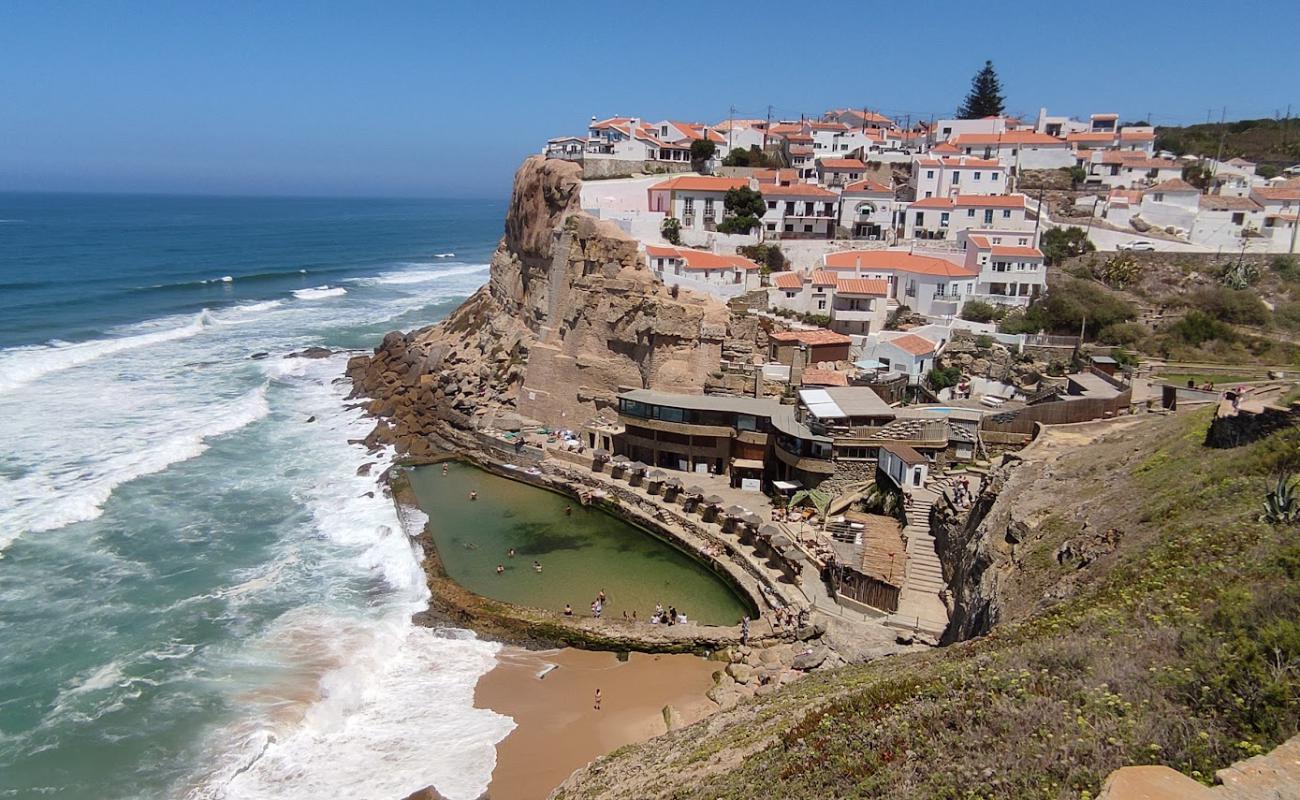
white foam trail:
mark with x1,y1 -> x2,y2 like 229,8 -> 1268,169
0,310 -> 213,395
349,264 -> 488,287
292,286 -> 347,300
228,300 -> 284,315
434,252 -> 455,258
0,384 -> 271,547
220,276 -> 234,283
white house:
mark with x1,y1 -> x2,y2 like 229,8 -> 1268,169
644,245 -> 761,298
911,156 -> 1006,199
829,276 -> 890,336
711,119 -> 768,155
905,194 -> 1032,240
1033,107 -> 1091,137
647,175 -> 752,235
822,250 -> 980,318
586,117 -> 656,161
1250,186 -> 1300,248
769,271 -> 818,315
950,131 -> 1074,169
1083,151 -> 1185,189
865,332 -> 942,383
760,183 -> 839,239
815,158 -> 868,188
961,233 -> 1046,307
839,180 -> 897,240
824,108 -> 897,131
934,117 -> 1009,141
1191,195 -> 1266,249
1137,178 -> 1201,234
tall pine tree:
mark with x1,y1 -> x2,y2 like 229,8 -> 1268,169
957,60 -> 1005,119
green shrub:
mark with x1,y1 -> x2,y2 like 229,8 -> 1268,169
927,364 -> 963,389
1098,321 -> 1148,345
1271,255 -> 1300,282
959,299 -> 1000,323
739,243 -> 787,274
1188,287 -> 1269,325
1000,276 -> 1137,338
1274,301 -> 1300,331
1099,253 -> 1141,289
975,333 -> 994,349
1167,310 -> 1236,345
1041,226 -> 1096,266
660,216 -> 681,245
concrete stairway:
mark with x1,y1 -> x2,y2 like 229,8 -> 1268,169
886,485 -> 949,638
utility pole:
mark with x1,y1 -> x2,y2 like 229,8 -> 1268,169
728,104 -> 735,154
1082,195 -> 1100,250
763,104 -> 773,151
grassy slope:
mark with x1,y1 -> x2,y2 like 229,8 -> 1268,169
558,412 -> 1300,800
1156,118 -> 1300,171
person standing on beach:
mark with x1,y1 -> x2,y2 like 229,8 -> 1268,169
593,688 -> 602,711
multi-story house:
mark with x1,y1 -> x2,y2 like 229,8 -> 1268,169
910,156 -> 1006,199
646,175 -> 751,235
950,131 -> 1075,169
822,250 -> 980,317
644,245 -> 762,298
1080,151 -> 1184,188
815,158 -> 868,188
760,183 -> 839,239
959,232 -> 1046,307
905,194 -> 1032,239
838,179 -> 897,240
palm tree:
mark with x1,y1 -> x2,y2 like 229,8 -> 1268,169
789,488 -> 832,529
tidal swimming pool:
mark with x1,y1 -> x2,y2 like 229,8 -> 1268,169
407,462 -> 752,626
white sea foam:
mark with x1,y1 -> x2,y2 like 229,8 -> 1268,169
0,384 -> 270,548
0,310 -> 213,395
348,263 -> 488,287
291,286 -> 347,300
227,300 -> 284,315
434,252 -> 455,258
220,276 -> 234,283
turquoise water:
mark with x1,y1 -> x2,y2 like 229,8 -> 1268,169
408,463 -> 752,626
0,193 -> 518,800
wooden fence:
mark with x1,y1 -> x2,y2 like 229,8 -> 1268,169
831,566 -> 901,613
980,389 -> 1132,435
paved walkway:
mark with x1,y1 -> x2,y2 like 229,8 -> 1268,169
886,485 -> 949,638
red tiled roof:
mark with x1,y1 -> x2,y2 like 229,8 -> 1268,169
886,333 -> 938,356
1119,130 -> 1155,140
1253,187 -> 1300,202
819,158 -> 867,170
951,131 -> 1067,147
1065,132 -> 1117,143
768,329 -> 853,346
1145,178 -> 1199,194
824,250 -> 977,278
760,183 -> 837,198
953,194 -> 1027,209
910,197 -> 954,209
930,143 -> 960,154
809,269 -> 838,286
915,157 -> 1001,168
644,245 -> 760,271
648,176 -> 750,192
800,368 -> 849,387
772,271 -> 804,289
843,179 -> 892,194
990,246 -> 1044,258
835,277 -> 889,295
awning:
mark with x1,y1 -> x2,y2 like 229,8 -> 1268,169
731,458 -> 765,471
772,480 -> 801,491
854,359 -> 887,370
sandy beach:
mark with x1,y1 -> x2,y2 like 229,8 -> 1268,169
475,647 -> 720,800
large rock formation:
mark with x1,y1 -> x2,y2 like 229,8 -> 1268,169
347,156 -> 740,454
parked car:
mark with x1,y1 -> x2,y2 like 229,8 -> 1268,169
1118,240 -> 1156,251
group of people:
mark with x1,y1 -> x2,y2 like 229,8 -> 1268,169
649,602 -> 685,625
769,605 -> 806,633
496,546 -> 543,576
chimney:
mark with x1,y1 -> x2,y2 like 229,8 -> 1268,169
790,344 -> 807,388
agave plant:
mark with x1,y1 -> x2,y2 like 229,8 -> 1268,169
1261,472 -> 1299,525
1220,259 -> 1261,290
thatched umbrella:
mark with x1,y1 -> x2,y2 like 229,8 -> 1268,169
686,485 -> 705,498
628,461 -> 649,473
611,454 -> 630,464
648,469 -> 667,481
591,448 -> 611,472
705,494 -> 725,507
771,532 -> 794,551
758,524 -> 781,539
662,476 -> 683,501
742,512 -> 763,527
682,484 -> 705,511
724,504 -> 747,518
626,461 -> 649,486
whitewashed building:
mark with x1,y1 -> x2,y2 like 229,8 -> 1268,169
822,250 -> 980,318
960,232 -> 1046,307
950,131 -> 1074,169
646,175 -> 752,235
644,245 -> 761,298
905,194 -> 1032,240
911,156 -> 1006,199
759,183 -> 839,239
839,179 -> 898,240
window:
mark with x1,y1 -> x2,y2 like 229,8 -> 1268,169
951,171 -> 960,184
704,198 -> 715,217
967,208 -> 976,217
973,171 -> 981,180
784,290 -> 795,298
817,299 -> 827,310
926,170 -> 935,179
1002,209 -> 1012,218
1232,212 -> 1245,225
940,212 -> 949,225
785,201 -> 795,215
784,224 -> 793,232
803,224 -> 813,232
767,222 -> 776,231
984,209 -> 994,224
1153,193 -> 1164,203
767,200 -> 776,209
915,212 -> 924,225
991,172 -> 999,181
924,191 -> 933,198
683,197 -> 694,214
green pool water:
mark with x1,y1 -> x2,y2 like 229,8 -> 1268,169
406,462 -> 752,626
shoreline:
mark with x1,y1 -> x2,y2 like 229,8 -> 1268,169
473,646 -> 719,800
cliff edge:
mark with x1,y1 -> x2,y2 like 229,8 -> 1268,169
347,156 -> 740,455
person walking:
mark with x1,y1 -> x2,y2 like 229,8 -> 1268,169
741,615 -> 750,645
593,688 -> 602,711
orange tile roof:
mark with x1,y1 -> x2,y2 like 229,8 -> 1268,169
819,158 -> 867,170
772,271 -> 804,289
910,197 -> 955,209
952,131 -> 1067,147
953,194 -> 1027,208
966,234 -> 993,248
1119,130 -> 1155,140
835,277 -> 889,295
648,176 -> 750,193
644,245 -> 760,271
788,144 -> 814,155
1065,132 -> 1117,143
800,368 -> 849,387
828,109 -> 894,125
751,168 -> 802,184
809,121 -> 850,131
1145,178 -> 1199,194
930,143 -> 961,154
768,329 -> 853,346
886,333 -> 938,356
915,157 -> 1001,168
990,246 -> 1044,258
809,269 -> 838,286
824,250 -> 977,278
760,183 -> 838,198
1253,187 -> 1300,202
768,123 -> 805,135
843,179 -> 892,193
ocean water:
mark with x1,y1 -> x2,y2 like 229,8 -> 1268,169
0,193 -> 516,800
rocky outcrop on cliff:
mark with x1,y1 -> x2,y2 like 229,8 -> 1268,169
347,156 -> 747,455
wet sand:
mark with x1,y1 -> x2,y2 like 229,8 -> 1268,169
475,647 -> 719,800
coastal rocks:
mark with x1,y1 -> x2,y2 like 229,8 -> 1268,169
662,704 -> 684,731
725,662 -> 754,685
287,346 -> 334,359
791,646 -> 829,671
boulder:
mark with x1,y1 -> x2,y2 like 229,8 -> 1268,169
725,662 -> 754,685
791,646 -> 829,671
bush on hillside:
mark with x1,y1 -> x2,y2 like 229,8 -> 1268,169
1098,321 -> 1149,346
739,243 -> 787,274
999,276 -> 1137,338
1166,310 -> 1236,346
1098,253 -> 1141,290
927,364 -> 963,390
1041,226 -> 1096,266
660,216 -> 681,245
1274,301 -> 1300,331
959,300 -> 1001,323
1271,254 -> 1300,282
1188,287 -> 1269,326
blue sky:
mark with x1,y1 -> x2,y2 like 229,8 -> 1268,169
2,0 -> 1297,198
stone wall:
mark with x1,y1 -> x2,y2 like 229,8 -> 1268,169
581,158 -> 693,181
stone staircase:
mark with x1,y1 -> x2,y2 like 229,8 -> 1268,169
886,485 -> 949,639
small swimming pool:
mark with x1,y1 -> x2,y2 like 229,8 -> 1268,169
407,462 -> 753,626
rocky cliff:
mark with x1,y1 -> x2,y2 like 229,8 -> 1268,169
346,156 -> 742,454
